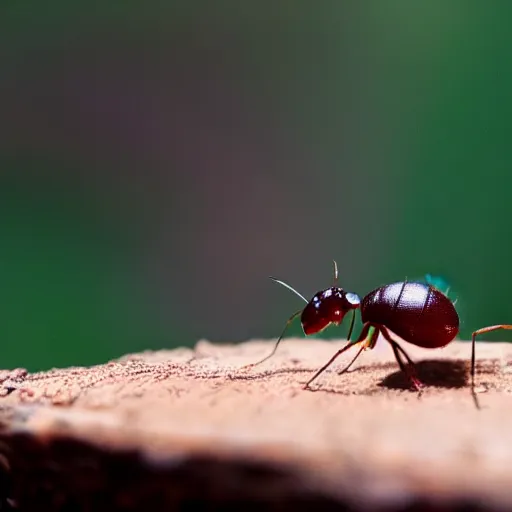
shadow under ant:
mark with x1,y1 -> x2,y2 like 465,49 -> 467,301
378,359 -> 468,390
304,359 -> 468,396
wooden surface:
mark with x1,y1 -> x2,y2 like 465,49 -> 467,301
1,338 -> 512,511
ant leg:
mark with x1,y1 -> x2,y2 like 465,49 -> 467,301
389,342 -> 408,374
380,327 -> 423,391
389,341 -> 424,394
334,310 -> 362,375
346,309 -> 356,342
336,344 -> 365,375
242,310 -> 302,369
471,324 -> 512,409
332,310 -> 362,375
304,323 -> 371,389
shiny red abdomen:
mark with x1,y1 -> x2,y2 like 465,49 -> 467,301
360,282 -> 459,348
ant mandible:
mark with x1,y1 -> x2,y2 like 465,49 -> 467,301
244,261 -> 512,408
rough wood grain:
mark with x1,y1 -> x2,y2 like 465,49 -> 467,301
1,338 -> 512,511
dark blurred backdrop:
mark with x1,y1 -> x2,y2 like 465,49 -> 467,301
1,3 -> 511,370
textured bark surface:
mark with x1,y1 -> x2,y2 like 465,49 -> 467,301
0,338 -> 512,511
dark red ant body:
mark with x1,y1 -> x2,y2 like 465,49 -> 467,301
245,261 -> 512,408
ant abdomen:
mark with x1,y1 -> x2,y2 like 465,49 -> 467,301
361,282 -> 459,348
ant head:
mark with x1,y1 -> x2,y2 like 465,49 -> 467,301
301,286 -> 360,335
300,261 -> 360,335
269,260 -> 360,336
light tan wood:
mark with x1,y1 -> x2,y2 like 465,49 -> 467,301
1,338 -> 512,510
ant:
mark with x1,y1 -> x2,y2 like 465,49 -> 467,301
244,261 -> 512,408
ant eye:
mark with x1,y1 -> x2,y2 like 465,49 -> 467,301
346,292 -> 360,306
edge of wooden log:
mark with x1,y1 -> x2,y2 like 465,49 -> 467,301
0,338 -> 510,511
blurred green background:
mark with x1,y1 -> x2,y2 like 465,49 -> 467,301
1,3 -> 512,371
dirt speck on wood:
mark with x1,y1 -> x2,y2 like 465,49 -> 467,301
0,338 -> 512,511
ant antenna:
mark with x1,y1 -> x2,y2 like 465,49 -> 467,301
243,309 -> 302,368
268,277 -> 308,304
242,276 -> 308,369
332,260 -> 338,285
